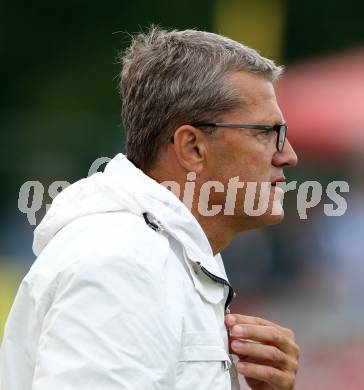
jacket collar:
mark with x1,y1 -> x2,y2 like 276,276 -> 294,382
105,154 -> 228,282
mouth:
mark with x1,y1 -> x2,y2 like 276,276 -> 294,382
271,177 -> 286,187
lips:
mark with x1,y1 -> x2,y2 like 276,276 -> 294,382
271,177 -> 286,187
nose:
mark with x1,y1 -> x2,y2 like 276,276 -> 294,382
273,139 -> 298,167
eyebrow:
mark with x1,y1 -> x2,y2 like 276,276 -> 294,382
256,117 -> 285,126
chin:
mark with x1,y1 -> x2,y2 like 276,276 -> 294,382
263,196 -> 285,225
265,186 -> 285,224
258,207 -> 285,228
236,209 -> 285,232
243,201 -> 285,230
230,186 -> 286,231
266,208 -> 285,225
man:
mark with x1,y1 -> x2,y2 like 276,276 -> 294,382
1,27 -> 299,389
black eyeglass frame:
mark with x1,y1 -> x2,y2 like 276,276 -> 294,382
171,122 -> 288,152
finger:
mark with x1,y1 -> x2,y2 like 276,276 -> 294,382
225,314 -> 295,338
231,340 -> 298,372
225,314 -> 269,327
236,361 -> 295,389
230,324 -> 299,357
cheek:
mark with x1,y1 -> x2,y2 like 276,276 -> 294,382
210,138 -> 273,184
230,152 -> 272,183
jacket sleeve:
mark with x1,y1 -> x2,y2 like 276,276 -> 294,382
31,251 -> 180,390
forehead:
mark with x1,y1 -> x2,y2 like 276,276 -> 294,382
227,71 -> 284,124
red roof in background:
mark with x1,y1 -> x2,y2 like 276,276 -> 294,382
276,47 -> 364,154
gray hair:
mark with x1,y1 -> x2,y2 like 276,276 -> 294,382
119,26 -> 283,171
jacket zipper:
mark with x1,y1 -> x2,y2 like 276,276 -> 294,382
142,213 -> 234,370
197,262 -> 235,371
196,262 -> 236,312
142,212 -> 236,311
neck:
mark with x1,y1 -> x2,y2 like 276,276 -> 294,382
147,160 -> 241,255
191,210 -> 239,255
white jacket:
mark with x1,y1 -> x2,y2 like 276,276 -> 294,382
0,153 -> 240,390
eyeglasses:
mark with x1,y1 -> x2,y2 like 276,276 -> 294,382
189,122 -> 288,152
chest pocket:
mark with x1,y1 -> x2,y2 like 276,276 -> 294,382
175,331 -> 232,390
179,331 -> 230,364
181,248 -> 226,306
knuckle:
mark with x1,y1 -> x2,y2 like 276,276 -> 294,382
285,328 -> 295,339
272,347 -> 285,364
266,368 -> 279,383
292,342 -> 300,359
285,372 -> 296,388
292,360 -> 299,374
253,316 -> 263,324
291,360 -> 299,375
286,356 -> 299,374
272,331 -> 282,345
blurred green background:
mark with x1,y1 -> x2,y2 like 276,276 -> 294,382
1,1 -> 364,388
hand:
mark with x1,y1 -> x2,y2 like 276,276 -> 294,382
225,314 -> 299,390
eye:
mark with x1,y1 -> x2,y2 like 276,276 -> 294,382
259,129 -> 275,137
255,129 -> 275,145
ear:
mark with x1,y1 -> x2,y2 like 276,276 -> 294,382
171,125 -> 208,173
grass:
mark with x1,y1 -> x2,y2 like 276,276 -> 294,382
0,259 -> 28,341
